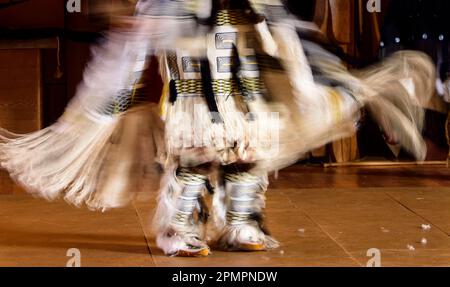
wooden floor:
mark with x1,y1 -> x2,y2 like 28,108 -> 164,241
1,165 -> 450,267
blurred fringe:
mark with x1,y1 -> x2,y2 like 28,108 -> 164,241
357,51 -> 436,160
256,23 -> 435,171
0,104 -> 160,211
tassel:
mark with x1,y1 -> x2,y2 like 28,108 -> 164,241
200,58 -> 223,124
169,79 -> 178,104
231,45 -> 252,101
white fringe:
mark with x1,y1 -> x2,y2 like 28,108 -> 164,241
0,113 -> 118,203
164,93 -> 276,166
215,223 -> 280,251
0,105 -> 159,210
255,22 -> 435,171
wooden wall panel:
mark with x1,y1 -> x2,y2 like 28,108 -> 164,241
65,39 -> 92,102
314,0 -> 355,53
0,49 -> 42,133
329,0 -> 352,45
0,0 -> 64,29
41,49 -> 66,126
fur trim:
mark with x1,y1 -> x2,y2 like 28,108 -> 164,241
212,172 -> 277,250
156,232 -> 210,257
153,168 -> 210,255
215,222 -> 279,251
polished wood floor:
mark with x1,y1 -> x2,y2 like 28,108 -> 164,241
1,165 -> 450,267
